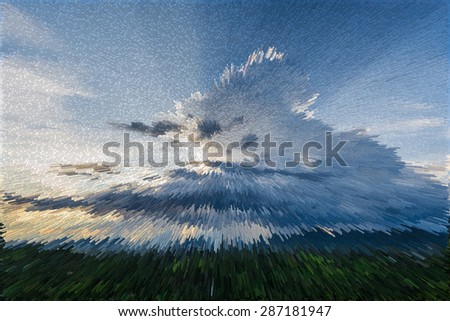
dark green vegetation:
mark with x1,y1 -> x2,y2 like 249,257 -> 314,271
1,234 -> 449,300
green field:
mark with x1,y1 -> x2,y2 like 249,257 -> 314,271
1,238 -> 448,300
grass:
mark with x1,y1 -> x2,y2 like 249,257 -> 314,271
1,237 -> 448,300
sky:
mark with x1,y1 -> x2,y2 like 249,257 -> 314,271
2,0 -> 448,165
1,0 -> 449,252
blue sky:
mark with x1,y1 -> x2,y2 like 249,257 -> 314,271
3,0 -> 448,164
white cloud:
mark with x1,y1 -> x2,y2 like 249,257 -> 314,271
368,117 -> 445,133
3,56 -> 91,100
397,102 -> 433,110
1,4 -> 100,172
1,3 -> 62,51
291,93 -> 319,116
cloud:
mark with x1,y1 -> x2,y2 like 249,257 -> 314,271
397,102 -> 433,110
368,117 -> 445,134
2,4 -> 98,171
1,3 -> 61,51
291,93 -> 319,117
2,48 -> 448,253
3,56 -> 91,99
